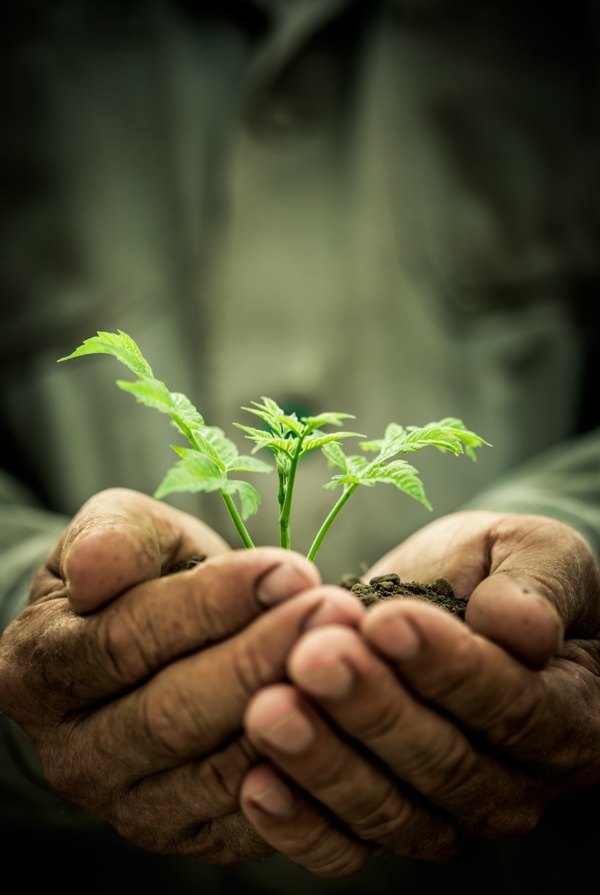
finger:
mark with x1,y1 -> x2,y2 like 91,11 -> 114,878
1,548 -> 324,714
43,585 -> 364,791
243,683 -> 459,867
241,760 -> 373,878
363,598 -> 600,786
286,621 -> 545,840
366,510 -> 600,668
39,487 -> 231,613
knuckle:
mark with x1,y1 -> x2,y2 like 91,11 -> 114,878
351,783 -> 413,841
183,814 -> 271,864
230,634 -> 283,700
277,824 -> 368,878
416,735 -> 477,795
185,556 -> 258,640
94,609 -> 157,687
300,740 -> 357,793
350,787 -> 459,862
202,738 -> 257,808
306,846 -> 369,879
350,694 -> 407,743
141,682 -> 205,758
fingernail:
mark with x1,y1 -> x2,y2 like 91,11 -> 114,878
248,777 -> 297,818
258,707 -> 316,754
303,597 -> 359,631
257,563 -> 314,606
368,616 -> 423,661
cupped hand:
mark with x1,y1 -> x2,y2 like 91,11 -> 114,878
240,511 -> 600,877
365,510 -> 600,667
0,487 -> 364,863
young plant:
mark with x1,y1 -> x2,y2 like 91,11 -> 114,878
58,330 -> 491,561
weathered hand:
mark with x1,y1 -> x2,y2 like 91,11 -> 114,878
365,510 -> 600,668
240,511 -> 600,877
0,487 -> 364,863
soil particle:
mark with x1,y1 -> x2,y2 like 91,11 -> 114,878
339,572 -> 467,620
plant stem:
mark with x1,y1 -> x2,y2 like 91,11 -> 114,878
279,438 -> 304,550
306,483 -> 359,562
220,492 -> 255,548
183,419 -> 255,549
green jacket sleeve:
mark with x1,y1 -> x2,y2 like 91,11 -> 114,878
462,427 -> 600,561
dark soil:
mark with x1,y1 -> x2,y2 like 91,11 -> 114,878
339,572 -> 467,620
170,556 -> 466,620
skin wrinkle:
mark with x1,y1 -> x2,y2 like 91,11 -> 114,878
203,738 -> 252,807
94,602 -> 157,687
419,629 -> 525,727
120,591 -> 357,766
117,740 -> 256,849
79,557 -> 262,698
561,638 -> 600,677
307,847 -> 367,880
345,676 -> 414,746
181,559 -> 250,641
141,671 -> 212,760
444,522 -> 489,587
229,625 -> 283,704
183,812 -> 272,864
244,676 -> 464,860
115,747 -> 270,861
275,814 -> 365,879
349,780 -> 413,842
283,609 -> 552,839
390,613 -> 550,760
491,517 -> 582,605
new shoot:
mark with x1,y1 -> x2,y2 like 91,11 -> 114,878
58,330 -> 491,562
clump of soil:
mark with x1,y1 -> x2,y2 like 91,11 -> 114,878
169,556 -> 466,620
339,572 -> 467,620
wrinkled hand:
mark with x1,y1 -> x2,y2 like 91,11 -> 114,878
240,511 -> 600,877
0,487 -> 364,863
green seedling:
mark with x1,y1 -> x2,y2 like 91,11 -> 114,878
58,330 -> 491,561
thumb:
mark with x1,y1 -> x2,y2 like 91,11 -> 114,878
466,516 -> 600,669
59,487 -> 231,613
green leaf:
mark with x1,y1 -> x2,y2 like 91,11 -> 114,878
300,411 -> 356,432
115,378 -> 199,421
233,425 -> 296,456
222,479 -> 263,519
59,330 -> 270,543
359,419 -> 490,462
321,442 -> 349,473
154,451 -> 226,499
58,329 -> 154,379
59,332 -> 492,558
321,418 -> 489,512
226,454 -> 273,474
240,398 -> 294,433
301,432 -> 363,452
